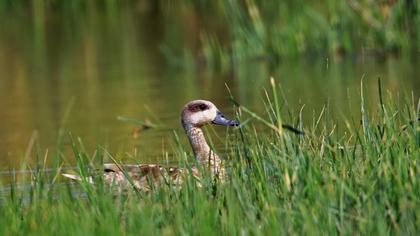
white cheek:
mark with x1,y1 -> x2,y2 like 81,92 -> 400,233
208,107 -> 217,120
189,113 -> 202,124
190,109 -> 217,125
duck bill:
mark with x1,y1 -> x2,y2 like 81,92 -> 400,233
212,111 -> 239,126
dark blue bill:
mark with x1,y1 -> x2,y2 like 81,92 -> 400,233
212,111 -> 239,126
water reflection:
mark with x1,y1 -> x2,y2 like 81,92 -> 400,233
0,4 -> 418,167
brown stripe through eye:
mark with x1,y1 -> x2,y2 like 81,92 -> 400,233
188,103 -> 208,112
199,104 -> 208,110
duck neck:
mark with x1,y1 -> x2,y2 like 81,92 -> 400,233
183,124 -> 224,177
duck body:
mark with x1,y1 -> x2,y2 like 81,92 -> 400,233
63,100 -> 238,192
103,163 -> 197,192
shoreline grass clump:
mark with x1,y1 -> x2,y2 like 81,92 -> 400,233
1,1 -> 418,70
162,0 -> 420,69
0,81 -> 419,235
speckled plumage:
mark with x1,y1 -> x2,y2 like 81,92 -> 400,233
63,100 -> 238,192
100,163 -> 199,193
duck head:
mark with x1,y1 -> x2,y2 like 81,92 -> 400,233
181,100 -> 239,128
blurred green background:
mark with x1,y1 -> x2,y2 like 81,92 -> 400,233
0,0 -> 418,166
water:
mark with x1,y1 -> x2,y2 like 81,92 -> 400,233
0,4 -> 418,168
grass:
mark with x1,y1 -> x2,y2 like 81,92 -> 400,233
162,0 -> 420,69
0,79 -> 418,235
1,1 -> 418,70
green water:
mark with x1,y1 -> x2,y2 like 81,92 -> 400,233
0,3 -> 418,167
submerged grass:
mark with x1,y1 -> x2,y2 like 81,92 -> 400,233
0,80 -> 419,235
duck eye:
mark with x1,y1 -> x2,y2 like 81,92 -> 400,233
199,104 -> 208,111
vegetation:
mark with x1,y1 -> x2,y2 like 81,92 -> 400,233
0,79 -> 418,235
0,0 -> 418,234
0,0 -> 418,69
189,0 -> 420,66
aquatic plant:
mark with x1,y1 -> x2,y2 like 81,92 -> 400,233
0,79 -> 418,235
1,0 -> 418,69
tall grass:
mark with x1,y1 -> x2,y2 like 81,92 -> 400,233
161,0 -> 419,69
1,0 -> 418,69
0,79 -> 418,235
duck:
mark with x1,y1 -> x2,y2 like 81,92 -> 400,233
62,100 -> 239,192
